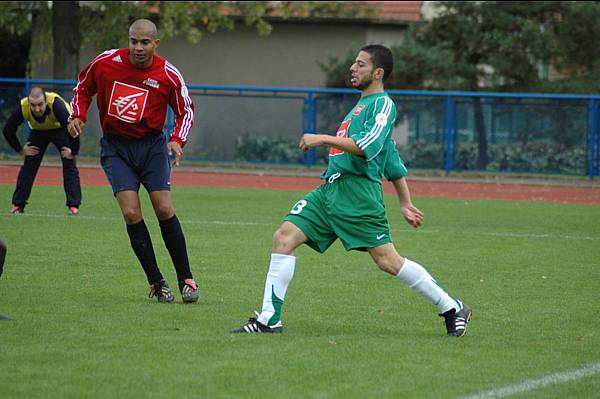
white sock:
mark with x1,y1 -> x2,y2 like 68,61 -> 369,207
396,258 -> 459,314
257,253 -> 296,326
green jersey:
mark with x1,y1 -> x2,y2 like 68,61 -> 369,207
322,92 -> 397,183
382,140 -> 408,181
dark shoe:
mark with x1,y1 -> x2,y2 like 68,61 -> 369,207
178,278 -> 199,303
440,300 -> 471,337
149,279 -> 175,303
231,317 -> 283,334
10,205 -> 24,214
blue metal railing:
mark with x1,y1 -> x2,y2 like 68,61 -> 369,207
1,78 -> 599,178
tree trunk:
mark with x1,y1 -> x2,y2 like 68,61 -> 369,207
52,2 -> 80,80
469,79 -> 488,170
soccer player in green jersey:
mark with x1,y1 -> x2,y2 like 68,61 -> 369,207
232,45 -> 471,337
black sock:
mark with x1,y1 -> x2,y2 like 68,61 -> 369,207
159,215 -> 192,281
126,220 -> 163,284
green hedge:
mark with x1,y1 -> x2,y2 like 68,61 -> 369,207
234,135 -> 328,164
400,142 -> 586,174
234,135 -> 587,175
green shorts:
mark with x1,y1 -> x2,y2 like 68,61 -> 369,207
285,174 -> 392,253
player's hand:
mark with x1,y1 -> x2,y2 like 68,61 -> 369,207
60,147 -> 74,159
401,204 -> 424,228
21,143 -> 40,157
67,118 -> 85,138
167,141 -> 183,167
299,134 -> 324,151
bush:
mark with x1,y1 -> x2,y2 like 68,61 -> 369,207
234,135 -> 329,165
400,141 -> 586,175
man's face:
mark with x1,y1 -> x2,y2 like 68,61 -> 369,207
28,94 -> 47,118
128,28 -> 160,68
350,51 -> 378,90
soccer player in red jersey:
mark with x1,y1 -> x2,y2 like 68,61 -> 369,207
68,19 -> 198,303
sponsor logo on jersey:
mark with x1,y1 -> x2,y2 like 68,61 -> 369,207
375,112 -> 388,126
352,105 -> 365,116
112,55 -> 122,63
143,78 -> 160,89
108,81 -> 149,123
329,119 -> 351,156
376,234 -> 386,240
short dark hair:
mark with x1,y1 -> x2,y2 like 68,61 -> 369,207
29,87 -> 47,100
360,44 -> 394,81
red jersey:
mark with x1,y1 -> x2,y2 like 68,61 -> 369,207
70,48 -> 194,147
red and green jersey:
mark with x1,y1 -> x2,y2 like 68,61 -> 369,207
321,92 -> 397,183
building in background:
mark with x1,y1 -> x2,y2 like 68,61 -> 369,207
34,1 -> 424,88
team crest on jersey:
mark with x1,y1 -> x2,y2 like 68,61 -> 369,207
143,78 -> 160,89
108,82 -> 149,123
352,105 -> 365,116
330,119 -> 351,156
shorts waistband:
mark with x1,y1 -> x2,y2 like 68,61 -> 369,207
104,131 -> 163,142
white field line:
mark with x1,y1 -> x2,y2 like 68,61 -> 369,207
459,362 -> 600,399
2,212 -> 600,241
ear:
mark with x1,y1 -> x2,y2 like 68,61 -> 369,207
374,67 -> 385,81
154,38 -> 161,49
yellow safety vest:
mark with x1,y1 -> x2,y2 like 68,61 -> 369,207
20,92 -> 71,131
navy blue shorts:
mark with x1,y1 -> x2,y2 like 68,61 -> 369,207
100,133 -> 171,194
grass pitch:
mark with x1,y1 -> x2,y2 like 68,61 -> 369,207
0,184 -> 599,398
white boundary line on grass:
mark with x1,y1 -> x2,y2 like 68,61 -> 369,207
459,362 -> 600,399
4,213 -> 600,241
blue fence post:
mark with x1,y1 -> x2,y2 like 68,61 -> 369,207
303,91 -> 317,166
587,99 -> 597,179
20,82 -> 32,146
590,99 -> 600,179
443,96 -> 456,173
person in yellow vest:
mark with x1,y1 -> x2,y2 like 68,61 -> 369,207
2,87 -> 82,215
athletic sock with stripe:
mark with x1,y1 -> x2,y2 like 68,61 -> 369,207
257,253 -> 296,326
396,258 -> 459,314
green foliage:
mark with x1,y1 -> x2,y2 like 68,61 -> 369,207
234,135 -> 328,164
0,1 -> 381,78
401,141 -> 586,174
280,1 -> 378,18
320,2 -> 600,94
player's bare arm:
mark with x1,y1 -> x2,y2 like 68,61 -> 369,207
299,134 -> 364,156
392,177 -> 424,228
67,118 -> 85,138
167,141 -> 183,166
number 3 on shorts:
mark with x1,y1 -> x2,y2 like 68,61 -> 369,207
290,199 -> 308,215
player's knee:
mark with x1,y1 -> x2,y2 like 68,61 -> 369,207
372,252 -> 401,275
272,228 -> 294,254
154,204 -> 174,220
122,208 -> 142,224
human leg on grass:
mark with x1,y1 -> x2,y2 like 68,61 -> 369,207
232,221 -> 306,333
116,190 -> 173,302
149,190 -> 198,303
368,243 -> 471,337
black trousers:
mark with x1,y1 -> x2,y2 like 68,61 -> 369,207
12,128 -> 82,208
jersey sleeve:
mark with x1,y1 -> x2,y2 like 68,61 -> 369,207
2,106 -> 25,152
383,140 -> 408,181
165,62 -> 194,147
70,50 -> 115,122
350,96 -> 396,161
52,98 -> 70,126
